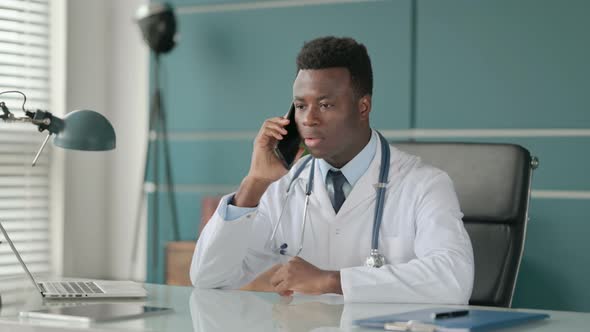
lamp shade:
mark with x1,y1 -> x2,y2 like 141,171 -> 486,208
52,110 -> 116,151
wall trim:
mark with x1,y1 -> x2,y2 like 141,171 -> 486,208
152,130 -> 255,141
381,129 -> 590,139
176,0 -> 384,15
155,128 -> 590,142
145,183 -> 237,194
531,190 -> 590,200
145,184 -> 590,200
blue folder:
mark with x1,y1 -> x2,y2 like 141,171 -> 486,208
354,307 -> 549,331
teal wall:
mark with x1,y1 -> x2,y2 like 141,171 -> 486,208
146,0 -> 590,312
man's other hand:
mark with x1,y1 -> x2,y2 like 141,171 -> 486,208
270,257 -> 342,295
239,264 -> 283,293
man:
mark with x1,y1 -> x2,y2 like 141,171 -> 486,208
190,36 -> 474,303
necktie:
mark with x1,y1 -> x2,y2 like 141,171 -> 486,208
328,170 -> 348,213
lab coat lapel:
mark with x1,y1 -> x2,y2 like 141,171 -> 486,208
336,143 -> 382,217
294,158 -> 336,217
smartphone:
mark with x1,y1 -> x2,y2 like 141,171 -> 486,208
274,104 -> 301,169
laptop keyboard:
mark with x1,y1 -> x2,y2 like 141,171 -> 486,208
45,281 -> 105,295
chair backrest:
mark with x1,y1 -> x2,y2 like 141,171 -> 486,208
393,142 -> 535,307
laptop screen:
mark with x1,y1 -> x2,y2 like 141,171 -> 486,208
0,220 -> 44,294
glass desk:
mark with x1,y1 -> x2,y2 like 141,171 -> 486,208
1,280 -> 589,331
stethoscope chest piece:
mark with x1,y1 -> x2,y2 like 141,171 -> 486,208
365,249 -> 385,268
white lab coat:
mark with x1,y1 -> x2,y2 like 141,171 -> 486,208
190,136 -> 474,304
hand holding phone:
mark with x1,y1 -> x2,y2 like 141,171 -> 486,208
234,106 -> 302,208
274,104 -> 301,169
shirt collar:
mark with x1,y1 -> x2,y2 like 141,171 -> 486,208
318,130 -> 377,187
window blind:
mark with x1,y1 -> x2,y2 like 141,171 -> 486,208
0,0 -> 52,302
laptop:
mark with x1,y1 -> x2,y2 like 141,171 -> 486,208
0,221 -> 147,299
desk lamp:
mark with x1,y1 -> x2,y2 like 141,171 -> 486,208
0,90 -> 116,306
0,90 -> 116,165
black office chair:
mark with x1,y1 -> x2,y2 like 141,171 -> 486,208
393,142 -> 538,307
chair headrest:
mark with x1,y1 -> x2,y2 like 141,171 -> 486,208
393,142 -> 533,224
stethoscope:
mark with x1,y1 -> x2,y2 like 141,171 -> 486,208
267,131 -> 390,268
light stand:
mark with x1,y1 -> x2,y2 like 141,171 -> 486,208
130,3 -> 180,281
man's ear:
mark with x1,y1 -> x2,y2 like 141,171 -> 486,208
358,95 -> 372,120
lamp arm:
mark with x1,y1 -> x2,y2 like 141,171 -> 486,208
0,103 -> 35,126
30,109 -> 64,135
1,90 -> 66,166
0,98 -> 64,135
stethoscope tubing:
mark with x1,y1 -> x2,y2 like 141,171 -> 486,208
372,132 -> 391,250
269,132 -> 390,259
268,156 -> 314,248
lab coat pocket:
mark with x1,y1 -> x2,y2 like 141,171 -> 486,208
380,235 -> 414,264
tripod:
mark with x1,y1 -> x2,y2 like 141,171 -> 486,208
130,54 -> 180,280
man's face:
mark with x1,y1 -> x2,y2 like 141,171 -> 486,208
292,68 -> 370,167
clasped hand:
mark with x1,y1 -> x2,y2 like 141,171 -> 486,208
240,256 -> 341,296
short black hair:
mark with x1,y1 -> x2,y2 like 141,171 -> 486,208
296,36 -> 373,98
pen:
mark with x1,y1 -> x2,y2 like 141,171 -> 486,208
431,310 -> 469,319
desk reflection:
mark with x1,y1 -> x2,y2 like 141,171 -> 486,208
188,288 -> 440,332
189,289 -> 344,332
